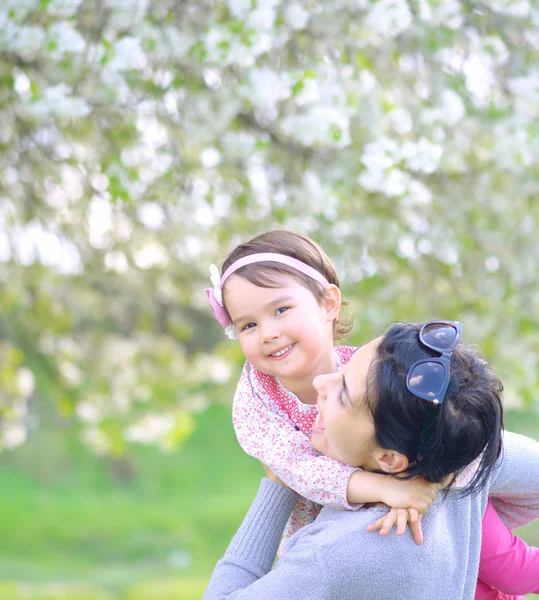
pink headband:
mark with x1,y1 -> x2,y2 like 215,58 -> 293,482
205,253 -> 331,337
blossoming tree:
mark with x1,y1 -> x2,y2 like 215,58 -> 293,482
1,0 -> 539,453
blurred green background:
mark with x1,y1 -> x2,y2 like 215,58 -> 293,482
2,0 -> 539,598
0,407 -> 538,599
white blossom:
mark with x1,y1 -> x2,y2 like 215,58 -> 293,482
489,0 -> 530,17
482,36 -> 509,66
439,89 -> 465,126
463,52 -> 496,107
242,68 -> 291,110
382,168 -> 411,197
364,0 -> 413,42
2,423 -> 27,449
82,428 -> 111,455
246,6 -> 276,31
361,137 -> 401,172
401,138 -> 443,174
17,367 -> 35,398
200,148 -> 222,168
5,25 -> 45,60
133,243 -> 169,269
48,21 -> 86,55
25,84 -> 91,120
124,413 -> 174,444
2,0 -> 39,20
76,401 -> 102,424
59,360 -> 83,387
105,0 -> 149,28
104,251 -> 129,274
417,0 -> 463,29
294,77 -> 319,106
280,105 -> 352,147
221,131 -> 257,160
47,0 -> 83,17
227,0 -> 251,18
284,3 -> 310,30
485,256 -> 500,272
398,235 -> 418,260
390,107 -> 413,134
137,203 -> 166,230
110,37 -> 146,71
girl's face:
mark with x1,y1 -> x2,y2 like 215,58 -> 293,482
223,274 -> 339,387
311,338 -> 382,469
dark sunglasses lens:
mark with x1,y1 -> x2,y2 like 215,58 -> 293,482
422,323 -> 458,350
408,361 -> 447,401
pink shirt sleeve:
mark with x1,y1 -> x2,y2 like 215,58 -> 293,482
476,499 -> 539,598
232,365 -> 360,509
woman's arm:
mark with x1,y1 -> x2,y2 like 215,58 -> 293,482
488,431 -> 539,529
203,479 -> 330,600
477,499 -> 539,595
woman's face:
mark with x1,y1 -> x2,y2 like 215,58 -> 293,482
311,337 -> 382,469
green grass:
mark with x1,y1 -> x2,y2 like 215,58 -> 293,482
0,406 -> 537,599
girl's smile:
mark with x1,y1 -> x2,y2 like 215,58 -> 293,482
267,343 -> 295,359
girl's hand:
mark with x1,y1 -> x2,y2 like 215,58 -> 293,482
367,508 -> 424,545
261,463 -> 289,488
379,476 -> 444,514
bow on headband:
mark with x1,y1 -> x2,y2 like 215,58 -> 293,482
205,265 -> 236,339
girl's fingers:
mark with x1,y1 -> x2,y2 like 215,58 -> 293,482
367,515 -> 386,532
396,509 -> 408,535
368,508 -> 423,540
409,514 -> 424,545
368,510 -> 398,535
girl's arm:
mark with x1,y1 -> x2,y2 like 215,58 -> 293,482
233,364 -> 358,508
477,499 -> 539,596
233,364 -> 437,514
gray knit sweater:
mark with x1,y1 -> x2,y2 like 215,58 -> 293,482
203,431 -> 539,600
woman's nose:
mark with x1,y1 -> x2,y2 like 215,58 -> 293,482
313,374 -> 327,396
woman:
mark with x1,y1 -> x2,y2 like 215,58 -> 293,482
203,322 -> 539,600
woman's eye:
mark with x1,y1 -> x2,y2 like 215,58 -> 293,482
242,322 -> 256,331
275,307 -> 289,316
337,386 -> 345,406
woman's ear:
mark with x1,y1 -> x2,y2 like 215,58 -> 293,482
324,284 -> 341,322
373,449 -> 409,474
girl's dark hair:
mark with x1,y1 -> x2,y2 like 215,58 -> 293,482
221,230 -> 352,340
365,322 -> 504,496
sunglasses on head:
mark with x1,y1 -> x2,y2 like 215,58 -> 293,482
406,320 -> 463,407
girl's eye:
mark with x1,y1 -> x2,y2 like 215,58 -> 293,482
275,307 -> 289,316
242,322 -> 256,331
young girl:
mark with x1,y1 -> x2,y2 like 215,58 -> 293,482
205,230 -> 442,549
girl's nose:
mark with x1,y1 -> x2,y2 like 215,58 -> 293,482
260,321 -> 279,343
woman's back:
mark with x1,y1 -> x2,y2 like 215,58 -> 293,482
204,431 -> 539,600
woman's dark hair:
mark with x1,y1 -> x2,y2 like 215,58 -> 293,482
365,322 -> 504,496
221,229 -> 352,340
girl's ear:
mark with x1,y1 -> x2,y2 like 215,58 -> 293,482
324,284 -> 341,322
372,449 -> 409,474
